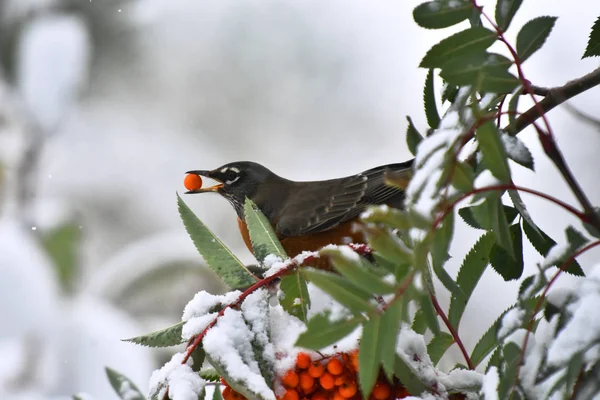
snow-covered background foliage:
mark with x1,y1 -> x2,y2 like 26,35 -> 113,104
0,0 -> 599,399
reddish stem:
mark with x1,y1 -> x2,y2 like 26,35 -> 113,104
430,293 -> 474,370
432,184 -> 587,231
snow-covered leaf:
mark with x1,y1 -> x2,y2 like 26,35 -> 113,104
361,205 -> 411,230
502,134 -> 534,170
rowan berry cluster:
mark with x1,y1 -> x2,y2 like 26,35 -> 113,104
220,350 -> 411,400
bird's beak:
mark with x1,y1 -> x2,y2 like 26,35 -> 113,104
184,170 -> 224,194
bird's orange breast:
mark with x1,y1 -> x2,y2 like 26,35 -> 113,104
237,217 -> 364,269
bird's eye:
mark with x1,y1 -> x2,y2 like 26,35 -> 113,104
225,170 -> 239,184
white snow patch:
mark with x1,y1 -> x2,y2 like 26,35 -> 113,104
203,308 -> 275,399
547,264 -> 600,366
182,290 -> 241,321
542,243 -> 570,268
498,308 -> 525,340
482,367 -> 499,400
501,134 -> 532,166
148,352 -> 205,400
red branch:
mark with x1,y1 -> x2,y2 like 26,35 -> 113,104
430,293 -> 474,370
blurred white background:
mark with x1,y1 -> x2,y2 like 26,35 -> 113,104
0,0 -> 599,398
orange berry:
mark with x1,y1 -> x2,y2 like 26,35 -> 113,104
308,361 -> 325,378
311,391 -> 329,400
338,381 -> 358,398
319,372 -> 335,390
396,385 -> 410,398
220,377 -> 229,386
326,358 -> 344,375
281,370 -> 300,388
222,386 -> 232,399
183,174 -> 203,191
299,371 -> 315,391
333,391 -> 346,400
296,352 -> 312,369
372,382 -> 392,400
281,388 -> 299,400
230,390 -> 245,399
349,351 -> 359,372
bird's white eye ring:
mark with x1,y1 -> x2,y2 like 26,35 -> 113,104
225,176 -> 240,185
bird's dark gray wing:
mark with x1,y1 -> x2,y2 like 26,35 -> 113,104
275,161 -> 412,237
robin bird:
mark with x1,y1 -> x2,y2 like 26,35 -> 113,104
185,160 -> 413,260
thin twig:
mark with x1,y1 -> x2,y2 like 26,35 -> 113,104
563,102 -> 600,131
506,66 -> 600,136
430,293 -> 474,370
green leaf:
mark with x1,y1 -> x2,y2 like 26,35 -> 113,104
280,271 -> 310,322
296,313 -> 361,350
427,332 -> 455,365
489,194 -> 514,258
420,27 -> 498,69
321,247 -> 394,295
419,292 -> 440,334
123,322 -> 184,347
490,223 -> 524,280
498,342 -> 521,399
476,120 -> 511,182
459,205 -> 485,229
451,161 -> 475,192
302,269 -> 376,314
200,368 -> 221,382
406,116 -> 424,156
380,300 -> 402,379
583,16 -> 600,58
440,52 -> 519,93
178,194 -> 256,289
424,69 -> 441,129
412,308 -> 427,334
516,16 -> 558,62
41,221 -> 81,294
502,133 -> 534,170
361,206 -> 411,230
365,227 -> 413,265
441,82 -> 459,103
449,232 -> 495,328
522,220 -> 584,276
495,0 -> 523,31
431,213 -> 464,298
213,384 -> 223,400
359,315 -> 383,397
413,0 -> 473,29
394,355 -> 429,395
105,367 -> 145,400
471,307 -> 513,367
244,198 -> 287,263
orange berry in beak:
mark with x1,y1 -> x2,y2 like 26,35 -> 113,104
184,174 -> 203,191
